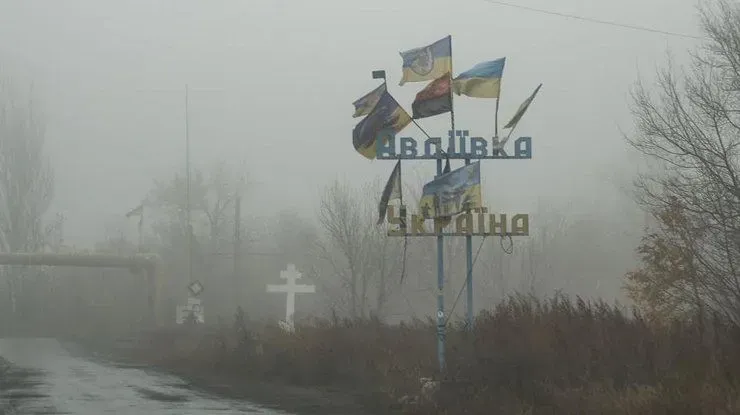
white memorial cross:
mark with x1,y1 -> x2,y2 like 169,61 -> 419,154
266,264 -> 315,332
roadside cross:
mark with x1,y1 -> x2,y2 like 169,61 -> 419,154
266,264 -> 315,332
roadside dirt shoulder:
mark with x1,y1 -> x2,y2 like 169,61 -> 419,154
75,337 -> 397,415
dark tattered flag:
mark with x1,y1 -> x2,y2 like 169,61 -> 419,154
126,203 -> 144,229
411,73 -> 452,119
504,83 -> 542,129
377,160 -> 402,225
125,204 -> 143,218
352,91 -> 412,159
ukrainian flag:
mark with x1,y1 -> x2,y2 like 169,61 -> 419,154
352,91 -> 411,159
399,36 -> 452,86
419,162 -> 482,219
452,57 -> 506,98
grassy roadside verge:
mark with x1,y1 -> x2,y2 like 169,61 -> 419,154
73,329 -> 391,415
79,295 -> 740,414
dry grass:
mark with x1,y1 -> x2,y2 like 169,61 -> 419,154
139,295 -> 740,414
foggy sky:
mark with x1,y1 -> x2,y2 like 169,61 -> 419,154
0,0 -> 702,246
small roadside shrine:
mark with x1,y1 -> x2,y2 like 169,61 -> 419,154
175,280 -> 205,324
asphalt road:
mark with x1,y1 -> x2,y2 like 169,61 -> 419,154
0,338 -> 290,415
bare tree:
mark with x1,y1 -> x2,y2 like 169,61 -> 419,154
626,201 -> 704,323
0,79 -> 54,316
626,0 -> 740,322
145,161 -> 248,318
519,212 -> 569,298
0,82 -> 54,252
148,161 -> 247,255
317,179 -> 403,319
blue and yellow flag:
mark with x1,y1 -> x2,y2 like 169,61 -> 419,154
352,83 -> 387,118
452,57 -> 506,98
399,36 -> 452,86
419,162 -> 482,219
352,91 -> 412,159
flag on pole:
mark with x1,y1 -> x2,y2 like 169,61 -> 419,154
436,153 -> 453,227
125,204 -> 143,218
377,160 -> 402,225
372,70 -> 386,80
352,91 -> 412,159
419,162 -> 482,219
452,57 -> 506,98
504,83 -> 542,129
411,73 -> 452,119
352,83 -> 387,118
126,203 -> 145,242
399,36 -> 452,86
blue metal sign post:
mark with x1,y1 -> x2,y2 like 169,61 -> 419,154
360,56 -> 537,373
465,156 -> 474,333
435,156 -> 446,372
381,131 -> 532,373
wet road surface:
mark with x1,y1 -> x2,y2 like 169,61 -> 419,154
0,338 -> 290,415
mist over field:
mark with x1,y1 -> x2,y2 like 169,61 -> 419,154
2,1 -> 739,414
0,0 -> 702,327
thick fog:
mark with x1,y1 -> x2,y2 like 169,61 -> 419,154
0,0 -> 706,327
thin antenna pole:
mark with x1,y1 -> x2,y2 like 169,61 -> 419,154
185,84 -> 193,285
233,193 -> 242,311
138,211 -> 144,253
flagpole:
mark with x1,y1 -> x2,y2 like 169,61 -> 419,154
374,69 -> 414,286
411,119 -> 434,141
450,41 -> 475,335
491,78 -> 503,335
502,119 -> 517,147
377,69 -> 435,143
474,60 -> 506,332
138,211 -> 144,253
494,60 -> 505,139
432,35 -> 453,375
382,75 -> 431,141
494,98 -> 501,138
399,160 -> 409,284
373,69 -> 416,289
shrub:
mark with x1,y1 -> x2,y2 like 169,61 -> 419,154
139,294 -> 740,414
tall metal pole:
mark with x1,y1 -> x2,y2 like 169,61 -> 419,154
462,41 -> 474,333
435,157 -> 446,374
462,76 -> 473,332
467,69 -> 504,330
435,35 -> 453,373
185,84 -> 193,285
465,161 -> 474,332
233,193 -> 242,310
137,213 -> 144,253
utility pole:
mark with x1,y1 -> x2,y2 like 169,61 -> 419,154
233,193 -> 242,310
185,84 -> 193,286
